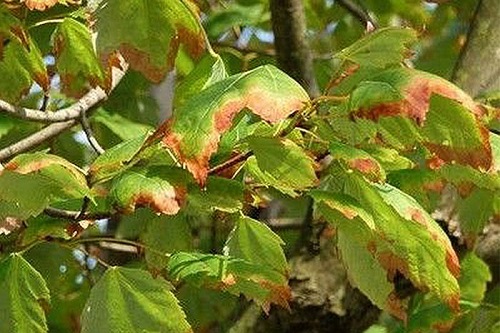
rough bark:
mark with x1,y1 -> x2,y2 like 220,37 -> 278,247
270,0 -> 320,97
452,0 -> 500,98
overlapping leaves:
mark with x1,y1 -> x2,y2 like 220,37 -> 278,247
161,65 -> 309,183
312,166 -> 460,320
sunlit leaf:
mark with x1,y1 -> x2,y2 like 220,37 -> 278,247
161,65 -> 309,183
81,267 -> 191,333
0,254 -> 50,333
225,216 -> 288,274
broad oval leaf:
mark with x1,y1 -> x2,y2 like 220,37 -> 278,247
225,216 -> 288,274
330,141 -> 385,182
52,18 -> 104,97
95,0 -> 205,83
0,253 -> 50,333
162,65 -> 309,183
81,267 -> 191,333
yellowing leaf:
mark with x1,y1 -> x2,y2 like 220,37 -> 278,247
160,65 -> 309,183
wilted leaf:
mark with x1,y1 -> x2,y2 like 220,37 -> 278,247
109,167 -> 187,215
225,216 -> 288,274
95,0 -> 205,83
0,253 -> 50,333
162,65 -> 309,183
81,267 -> 191,333
168,252 -> 290,311
52,18 -> 104,97
245,136 -> 317,196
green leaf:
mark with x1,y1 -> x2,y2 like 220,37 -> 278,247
174,53 -> 228,108
95,0 -> 205,83
329,27 -> 416,95
163,65 -> 309,183
459,253 -> 491,304
81,267 -> 191,333
89,134 -> 148,184
21,216 -> 71,246
225,216 -> 287,274
187,176 -> 244,213
141,211 -> 192,271
168,252 -> 290,310
0,253 -> 50,333
330,141 -> 385,181
0,153 -> 88,219
92,108 -> 154,141
0,7 -> 48,102
246,136 -> 317,196
204,3 -> 268,38
108,167 -> 187,215
52,18 -> 104,97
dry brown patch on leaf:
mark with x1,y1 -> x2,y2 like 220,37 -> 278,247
408,208 -> 460,277
24,0 -> 58,11
129,186 -> 186,215
386,291 -> 407,321
177,26 -> 205,59
259,280 -> 292,314
355,74 -> 483,125
349,158 -> 380,175
0,217 -> 22,235
164,88 -> 303,184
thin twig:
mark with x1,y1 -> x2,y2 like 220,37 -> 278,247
337,0 -> 377,31
40,93 -> 50,112
80,111 -> 105,155
43,206 -> 111,221
208,151 -> 252,175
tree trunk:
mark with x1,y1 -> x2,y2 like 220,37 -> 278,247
452,0 -> 500,98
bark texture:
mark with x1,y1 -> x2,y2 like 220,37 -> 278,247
270,0 -> 320,97
453,0 -> 500,98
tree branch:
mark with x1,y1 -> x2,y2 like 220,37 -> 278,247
80,111 -> 105,155
0,62 -> 128,123
337,0 -> 377,30
0,62 -> 128,162
270,0 -> 320,97
43,206 -> 111,221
